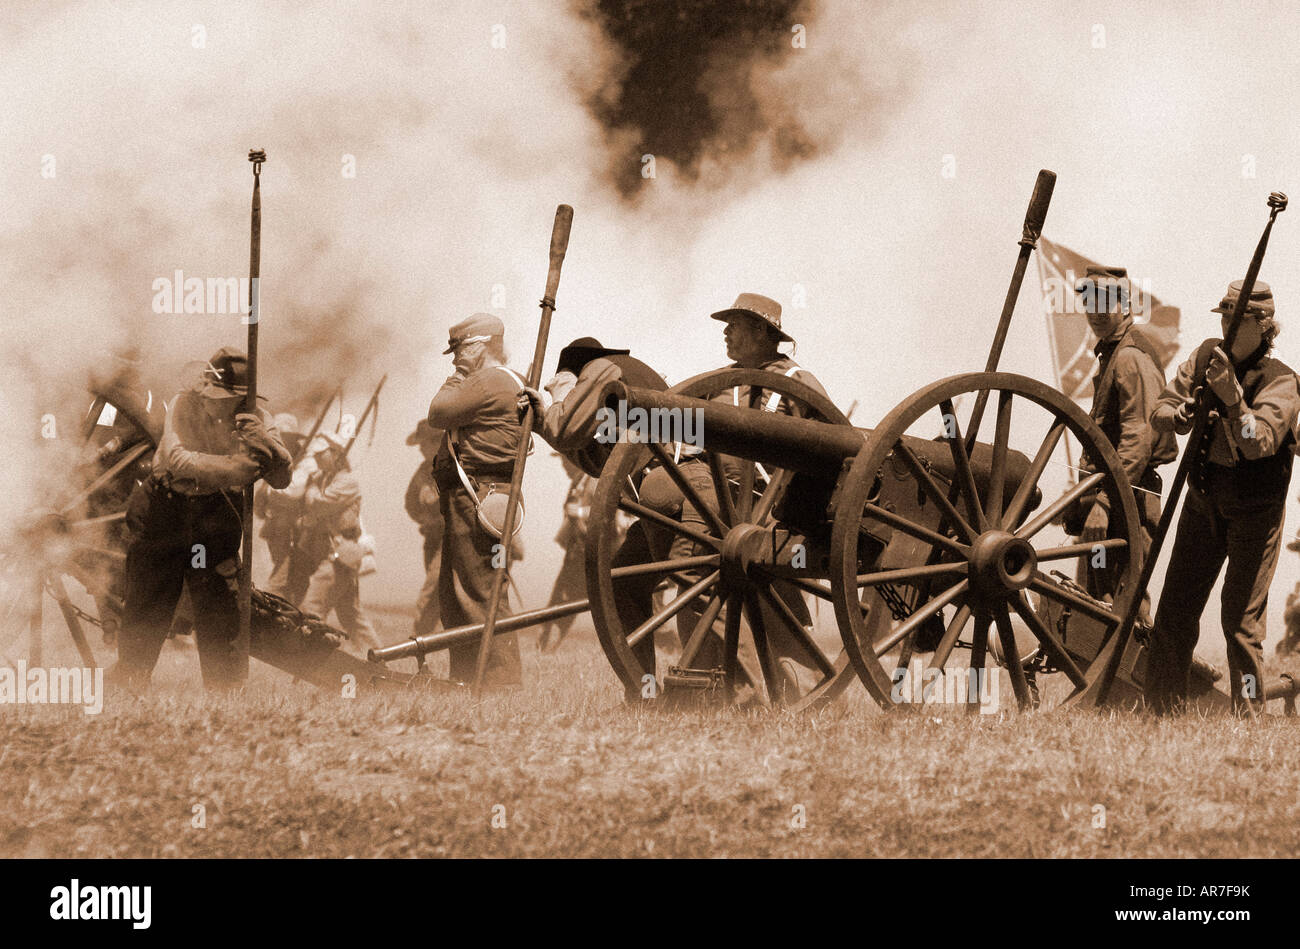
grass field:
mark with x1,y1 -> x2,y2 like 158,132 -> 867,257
3,605 -> 1299,859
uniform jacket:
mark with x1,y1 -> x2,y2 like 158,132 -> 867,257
1155,338 -> 1300,471
404,461 -> 442,535
428,365 -> 526,484
1085,325 -> 1176,511
153,389 -> 291,494
538,354 -> 668,478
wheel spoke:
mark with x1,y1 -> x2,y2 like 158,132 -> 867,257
863,503 -> 970,559
873,579 -> 969,657
60,442 -> 150,516
966,612 -> 990,712
856,560 -> 967,589
1016,471 -> 1105,540
1035,538 -> 1128,562
893,443 -> 976,543
737,463 -> 756,521
928,602 -> 972,672
678,593 -> 725,667
722,593 -> 742,700
66,512 -> 127,530
764,573 -> 834,603
742,592 -> 778,707
618,499 -> 722,551
993,606 -> 1031,709
1010,593 -> 1087,689
985,390 -> 1014,525
627,571 -> 719,648
1000,421 -> 1066,530
751,468 -> 793,525
609,554 -> 720,579
1029,573 -> 1121,626
939,399 -> 986,532
754,583 -> 835,678
706,454 -> 739,528
646,442 -> 728,538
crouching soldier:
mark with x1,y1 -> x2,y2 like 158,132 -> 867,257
113,347 -> 292,692
298,431 -> 381,654
1147,280 -> 1300,715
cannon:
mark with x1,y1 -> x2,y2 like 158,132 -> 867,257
375,171 -> 1300,715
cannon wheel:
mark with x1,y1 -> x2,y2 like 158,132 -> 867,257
830,372 -> 1143,711
0,381 -> 159,668
586,368 -> 861,711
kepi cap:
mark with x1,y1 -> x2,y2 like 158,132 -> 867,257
444,313 -> 505,354
199,346 -> 265,401
709,292 -> 793,343
1211,279 -> 1275,317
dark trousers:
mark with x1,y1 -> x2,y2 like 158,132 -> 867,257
439,484 -> 521,685
118,482 -> 247,690
1147,471 -> 1286,714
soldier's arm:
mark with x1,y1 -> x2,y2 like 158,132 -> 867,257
305,470 -> 363,514
251,408 -> 293,488
156,397 -> 260,491
427,373 -> 483,430
1224,371 -> 1300,460
1151,354 -> 1196,430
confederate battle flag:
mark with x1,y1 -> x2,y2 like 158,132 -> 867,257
1037,237 -> 1182,407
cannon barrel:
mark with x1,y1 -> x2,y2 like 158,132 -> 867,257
370,599 -> 591,663
606,383 -> 1035,503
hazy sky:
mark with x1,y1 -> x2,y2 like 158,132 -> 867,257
5,0 -> 1300,658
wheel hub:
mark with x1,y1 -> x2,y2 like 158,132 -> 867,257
968,529 -> 1037,600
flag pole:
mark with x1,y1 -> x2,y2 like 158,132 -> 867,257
238,148 -> 265,668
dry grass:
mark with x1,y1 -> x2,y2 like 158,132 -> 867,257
2,611 -> 1299,859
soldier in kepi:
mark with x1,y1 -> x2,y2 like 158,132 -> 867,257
111,347 -> 292,692
428,313 -> 527,687
1147,280 -> 1300,715
297,430 -> 381,654
405,419 -> 445,639
1065,266 -> 1176,617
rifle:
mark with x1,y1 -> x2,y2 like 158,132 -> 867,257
294,386 -> 342,463
342,374 -> 387,459
1079,191 -> 1287,706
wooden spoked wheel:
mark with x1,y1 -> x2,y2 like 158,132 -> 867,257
586,368 -> 860,711
829,373 -> 1143,712
0,383 -> 158,668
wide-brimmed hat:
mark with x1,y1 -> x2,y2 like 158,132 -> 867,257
556,336 -> 630,376
309,430 -> 348,455
709,293 -> 793,343
443,313 -> 505,354
1212,279 -> 1275,318
199,346 -> 265,401
1074,265 -> 1129,294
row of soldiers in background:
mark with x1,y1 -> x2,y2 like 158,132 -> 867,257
256,417 -> 380,654
1068,267 -> 1299,715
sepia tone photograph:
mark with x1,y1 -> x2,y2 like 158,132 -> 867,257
1,0 -> 1295,922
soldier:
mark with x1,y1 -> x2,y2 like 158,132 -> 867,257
405,419 -> 445,638
642,294 -> 826,702
298,430 -> 381,654
112,347 -> 291,692
521,337 -> 669,682
1066,266 -> 1177,616
254,412 -> 304,600
1147,280 -> 1300,715
428,313 -> 527,686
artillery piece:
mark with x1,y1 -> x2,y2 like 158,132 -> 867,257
377,172 -> 1300,715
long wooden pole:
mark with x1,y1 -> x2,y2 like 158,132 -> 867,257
238,149 -> 266,665
471,204 -> 574,697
